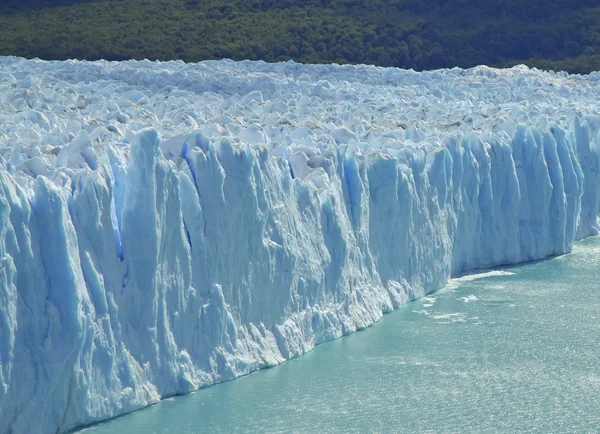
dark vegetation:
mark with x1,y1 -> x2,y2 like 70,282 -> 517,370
1,0 -> 599,73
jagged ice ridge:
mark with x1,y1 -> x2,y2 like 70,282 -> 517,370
0,57 -> 599,433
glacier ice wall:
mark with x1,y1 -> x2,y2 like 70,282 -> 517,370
0,57 -> 600,433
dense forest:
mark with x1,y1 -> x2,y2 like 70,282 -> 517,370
1,0 -> 600,73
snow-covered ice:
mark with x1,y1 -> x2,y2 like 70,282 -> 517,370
0,57 -> 599,433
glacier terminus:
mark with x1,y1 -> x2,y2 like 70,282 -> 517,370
0,57 -> 599,433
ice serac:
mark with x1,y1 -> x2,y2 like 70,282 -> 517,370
0,57 -> 600,433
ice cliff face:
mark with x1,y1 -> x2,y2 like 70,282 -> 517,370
0,57 -> 599,433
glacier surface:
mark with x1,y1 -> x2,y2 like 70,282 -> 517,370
0,57 -> 599,433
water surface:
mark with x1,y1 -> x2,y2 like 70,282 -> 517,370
82,237 -> 600,433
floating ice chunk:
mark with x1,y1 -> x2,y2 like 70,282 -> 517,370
461,295 -> 479,302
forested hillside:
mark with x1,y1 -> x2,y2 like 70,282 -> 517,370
1,0 -> 599,73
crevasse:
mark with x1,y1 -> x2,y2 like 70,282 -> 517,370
0,58 -> 599,433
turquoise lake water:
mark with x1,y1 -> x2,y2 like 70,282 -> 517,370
81,237 -> 600,433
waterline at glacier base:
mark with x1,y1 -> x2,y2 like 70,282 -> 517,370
81,236 -> 600,433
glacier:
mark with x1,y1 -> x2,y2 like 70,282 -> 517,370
0,57 -> 599,433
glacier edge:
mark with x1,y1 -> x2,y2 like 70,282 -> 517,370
0,61 -> 600,434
